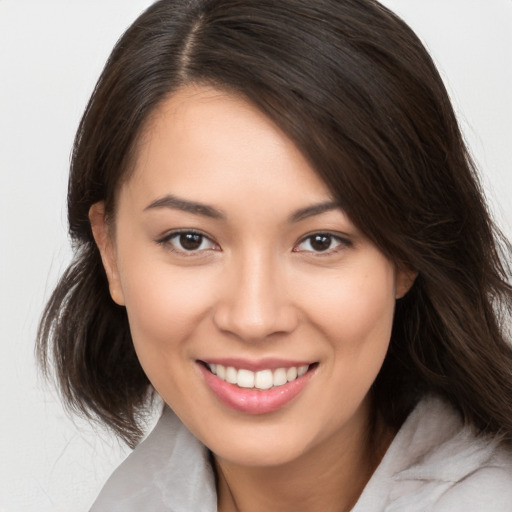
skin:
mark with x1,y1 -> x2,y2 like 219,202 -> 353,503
90,85 -> 415,511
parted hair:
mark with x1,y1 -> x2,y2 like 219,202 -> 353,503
37,0 -> 512,448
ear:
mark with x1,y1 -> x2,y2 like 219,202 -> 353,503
395,267 -> 417,299
89,201 -> 125,306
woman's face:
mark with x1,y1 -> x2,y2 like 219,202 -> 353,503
92,85 -> 413,467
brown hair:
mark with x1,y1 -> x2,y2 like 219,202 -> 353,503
37,0 -> 512,447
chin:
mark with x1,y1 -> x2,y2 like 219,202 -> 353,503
213,439 -> 307,468
199,417 -> 325,469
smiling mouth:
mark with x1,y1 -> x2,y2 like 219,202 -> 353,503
202,362 -> 317,391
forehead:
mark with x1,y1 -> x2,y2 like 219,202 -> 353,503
122,85 -> 333,210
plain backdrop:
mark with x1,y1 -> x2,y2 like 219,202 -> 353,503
0,1 -> 511,511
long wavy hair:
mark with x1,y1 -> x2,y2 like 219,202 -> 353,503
37,0 -> 512,448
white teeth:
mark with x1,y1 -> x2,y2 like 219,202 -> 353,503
237,369 -> 255,388
207,363 -> 310,390
273,368 -> 287,386
216,364 -> 226,380
225,366 -> 238,384
255,369 -> 273,390
286,366 -> 298,382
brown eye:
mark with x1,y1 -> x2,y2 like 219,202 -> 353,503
310,234 -> 332,252
294,233 -> 349,254
160,230 -> 218,254
179,233 -> 203,251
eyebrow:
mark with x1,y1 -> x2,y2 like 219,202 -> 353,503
288,201 -> 341,223
144,194 -> 341,222
144,194 -> 226,219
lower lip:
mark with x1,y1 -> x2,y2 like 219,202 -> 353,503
198,363 -> 315,415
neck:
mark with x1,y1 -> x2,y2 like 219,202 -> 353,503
214,402 -> 394,512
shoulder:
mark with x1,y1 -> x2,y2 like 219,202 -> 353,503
363,395 -> 512,512
433,447 -> 512,512
402,396 -> 512,512
89,406 -> 216,512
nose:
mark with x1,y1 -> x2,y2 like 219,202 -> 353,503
212,252 -> 299,342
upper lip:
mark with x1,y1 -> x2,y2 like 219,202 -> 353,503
198,357 -> 315,372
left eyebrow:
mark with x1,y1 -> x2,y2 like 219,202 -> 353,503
289,201 -> 341,223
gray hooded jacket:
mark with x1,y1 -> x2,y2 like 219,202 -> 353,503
90,396 -> 512,511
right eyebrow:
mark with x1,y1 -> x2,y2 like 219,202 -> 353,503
144,194 -> 226,220
288,201 -> 341,223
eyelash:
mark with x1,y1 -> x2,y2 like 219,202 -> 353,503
157,230 -> 351,256
156,229 -> 219,256
293,232 -> 351,255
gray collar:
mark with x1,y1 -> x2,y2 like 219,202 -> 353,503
90,407 -> 216,512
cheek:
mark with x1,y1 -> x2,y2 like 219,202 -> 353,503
115,248 -> 218,362
299,261 -> 396,354
302,262 -> 397,423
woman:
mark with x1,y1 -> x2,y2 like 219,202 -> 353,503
38,0 -> 512,510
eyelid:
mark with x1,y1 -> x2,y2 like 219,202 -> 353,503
156,228 -> 220,254
293,231 -> 352,254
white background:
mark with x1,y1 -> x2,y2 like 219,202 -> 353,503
0,1 -> 510,511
